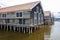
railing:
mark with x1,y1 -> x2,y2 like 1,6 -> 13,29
0,17 -> 30,19
0,23 -> 33,27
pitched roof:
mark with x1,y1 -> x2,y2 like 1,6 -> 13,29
0,1 -> 40,13
44,11 -> 51,16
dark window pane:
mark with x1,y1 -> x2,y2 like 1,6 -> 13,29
16,12 -> 22,17
23,19 -> 25,24
20,12 -> 22,17
5,19 -> 10,23
2,14 -> 6,17
19,19 -> 22,24
37,13 -> 38,24
16,13 -> 19,17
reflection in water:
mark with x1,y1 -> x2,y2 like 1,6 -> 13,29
0,21 -> 60,40
44,24 -> 52,40
0,25 -> 44,40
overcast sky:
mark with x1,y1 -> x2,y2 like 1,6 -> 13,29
0,0 -> 60,18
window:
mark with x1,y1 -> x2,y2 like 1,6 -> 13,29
19,19 -> 22,24
20,12 -> 22,17
40,9 -> 42,13
34,19 -> 37,24
36,6 -> 39,12
16,13 -> 19,17
16,12 -> 22,17
19,19 -> 25,24
2,14 -> 6,17
23,19 -> 25,24
5,19 -> 10,23
0,14 -> 1,17
40,14 -> 43,23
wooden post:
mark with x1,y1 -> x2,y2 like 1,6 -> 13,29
4,25 -> 5,31
19,27 -> 20,32
31,27 -> 32,33
22,18 -> 23,32
1,25 -> 2,30
14,26 -> 15,32
26,28 -> 28,32
17,27 -> 18,31
7,25 -> 8,31
37,25 -> 38,29
10,26 -> 11,31
29,28 -> 30,34
23,27 -> 25,34
22,27 -> 23,32
34,27 -> 36,30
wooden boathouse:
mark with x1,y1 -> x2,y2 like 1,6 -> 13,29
50,14 -> 54,24
44,11 -> 54,25
0,1 -> 44,34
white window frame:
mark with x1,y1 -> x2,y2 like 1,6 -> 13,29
15,11 -> 23,18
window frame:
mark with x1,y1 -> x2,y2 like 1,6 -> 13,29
16,12 -> 23,17
2,14 -> 6,17
5,19 -> 10,23
36,6 -> 39,12
19,19 -> 22,24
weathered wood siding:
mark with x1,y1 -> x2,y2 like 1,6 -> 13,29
31,3 -> 44,25
0,11 -> 30,19
23,12 -> 30,18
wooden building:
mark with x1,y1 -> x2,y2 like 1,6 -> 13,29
0,1 -> 44,34
50,14 -> 54,24
44,11 -> 54,24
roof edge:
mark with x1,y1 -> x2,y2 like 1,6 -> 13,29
30,1 -> 41,9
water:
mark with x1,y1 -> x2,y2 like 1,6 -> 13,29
0,21 -> 60,40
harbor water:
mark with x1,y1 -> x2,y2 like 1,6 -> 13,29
0,21 -> 60,40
